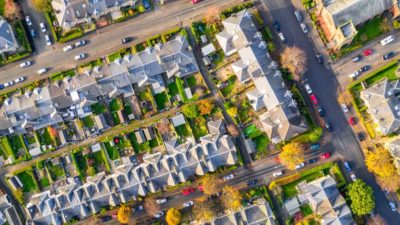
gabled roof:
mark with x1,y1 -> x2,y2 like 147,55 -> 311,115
0,17 -> 18,54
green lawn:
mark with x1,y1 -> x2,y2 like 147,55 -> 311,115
252,134 -> 269,152
111,112 -> 121,125
82,116 -> 95,128
154,92 -> 169,110
107,52 -> 122,63
91,103 -> 106,115
244,124 -> 263,139
0,137 -> 15,159
128,133 -> 151,153
187,76 -> 197,87
91,150 -> 110,172
0,0 -> 4,16
282,170 -> 325,199
48,164 -> 65,180
109,98 -> 122,112
221,75 -> 238,97
104,142 -> 120,160
168,81 -> 179,96
39,177 -> 50,189
175,124 -> 190,138
212,50 -> 225,68
300,204 -> 313,216
9,135 -> 25,152
74,152 -> 88,177
190,118 -> 208,139
168,78 -> 187,102
38,129 -> 56,146
364,63 -> 398,85
17,171 -> 38,193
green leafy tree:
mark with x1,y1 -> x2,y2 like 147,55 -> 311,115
182,104 -> 199,119
138,5 -> 145,13
347,179 -> 375,216
14,188 -> 24,204
32,0 -> 52,12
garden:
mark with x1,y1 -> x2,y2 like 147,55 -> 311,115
81,115 -> 95,129
175,124 -> 192,139
221,75 -> 238,97
16,170 -> 39,193
154,92 -> 170,111
244,124 -> 270,159
128,131 -> 160,154
104,141 -> 121,160
91,102 -> 107,115
189,117 -> 209,140
167,78 -> 187,103
46,162 -> 65,181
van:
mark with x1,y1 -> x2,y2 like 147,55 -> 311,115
294,10 -> 303,22
380,35 -> 395,46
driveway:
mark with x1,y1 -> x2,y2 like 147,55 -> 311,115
261,0 -> 400,221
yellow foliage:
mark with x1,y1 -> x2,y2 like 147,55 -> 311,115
117,205 -> 130,224
221,186 -> 242,211
166,208 -> 181,225
365,147 -> 397,178
280,142 -> 304,170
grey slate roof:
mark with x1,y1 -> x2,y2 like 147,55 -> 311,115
360,78 -> 400,135
385,137 -> 400,170
0,17 -> 18,54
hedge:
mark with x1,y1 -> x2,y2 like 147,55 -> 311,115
100,148 -> 111,172
220,1 -> 254,19
58,28 -> 84,43
45,12 -> 59,41
71,152 -> 84,180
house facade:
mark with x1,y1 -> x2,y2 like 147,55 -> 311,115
315,0 -> 395,49
216,9 -> 307,143
0,17 -> 19,54
26,120 -> 237,225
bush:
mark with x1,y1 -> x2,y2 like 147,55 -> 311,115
58,28 -> 83,43
138,5 -> 145,13
44,12 -> 59,41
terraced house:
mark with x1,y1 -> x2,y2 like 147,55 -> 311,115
216,9 -> 307,143
0,35 -> 198,135
25,119 -> 237,225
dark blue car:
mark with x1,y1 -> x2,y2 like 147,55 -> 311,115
344,161 -> 352,172
142,0 -> 150,9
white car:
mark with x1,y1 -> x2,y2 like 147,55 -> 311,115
153,211 -> 164,218
75,40 -> 87,47
19,61 -> 32,68
294,10 -> 303,22
380,35 -> 395,46
39,23 -> 46,33
25,16 -> 32,26
45,35 -> 51,46
278,32 -> 286,42
37,68 -> 48,75
74,53 -> 87,60
389,202 -> 397,212
272,170 -> 283,177
304,84 -> 312,94
14,77 -> 25,83
3,81 -> 14,87
63,45 -> 74,52
295,162 -> 305,170
183,201 -> 194,208
300,23 -> 308,33
223,174 -> 234,181
348,71 -> 359,79
341,104 -> 349,113
156,198 -> 167,205
350,173 -> 357,182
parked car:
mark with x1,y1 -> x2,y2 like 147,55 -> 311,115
30,29 -> 36,38
156,198 -> 167,205
153,211 -> 164,218
37,68 -> 48,75
352,55 -> 362,62
349,71 -> 359,79
350,173 -> 357,182
182,187 -> 195,196
0,84 -> 4,90
320,152 -> 331,160
14,77 -> 25,83
318,106 -> 325,117
75,40 -> 87,47
25,16 -> 32,26
294,10 -> 302,22
316,52 -> 323,64
142,0 -> 150,9
192,0 -> 200,3
389,202 -> 397,212
74,53 -> 87,60
272,170 -> 283,177
304,83 -> 312,94
310,144 -> 320,151
325,121 -> 333,132
19,61 -> 31,68
39,23 -> 46,33
3,81 -> 14,87
132,205 -> 143,212
45,35 -> 51,46
278,32 -> 286,42
100,216 -> 112,222
357,132 -> 364,141
272,20 -> 280,31
383,51 -> 395,60
63,45 -> 74,52
380,35 -> 395,46
310,94 -> 318,105
341,104 -> 349,113
344,161 -> 351,172
223,174 -> 234,181
307,158 -> 318,164
197,185 -> 204,192
363,48 -> 373,56
359,65 -> 370,73
300,23 -> 308,33
348,117 -> 355,126
121,37 -> 133,44
183,201 -> 194,208
295,162 -> 305,170
247,179 -> 257,186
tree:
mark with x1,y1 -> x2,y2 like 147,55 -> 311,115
347,179 -> 375,216
166,208 -> 181,225
365,147 -> 397,178
221,186 -> 242,211
138,5 -> 145,13
204,6 -> 220,26
198,100 -> 213,116
380,17 -> 392,32
182,104 -> 199,119
47,126 -> 58,139
117,205 -> 131,224
32,0 -> 51,13
279,142 -> 304,170
367,214 -> 387,225
280,46 -> 307,81
4,0 -> 20,21
193,200 -> 215,222
14,188 -> 24,204
144,197 -> 160,216
376,174 -> 400,192
200,174 -> 222,196
227,106 -> 238,118
227,124 -> 239,137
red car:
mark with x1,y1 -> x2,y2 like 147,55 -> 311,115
198,185 -> 204,192
310,94 -> 318,105
192,0 -> 200,3
363,49 -> 373,56
320,152 -> 331,160
348,117 -> 355,126
182,187 -> 195,196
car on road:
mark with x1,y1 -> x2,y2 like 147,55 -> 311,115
37,68 -> 48,75
132,205 -> 143,212
341,104 -> 349,113
316,53 -> 323,64
25,16 -> 32,26
344,161 -> 351,172
383,51 -> 395,60
142,0 -> 150,9
349,71 -> 359,79
359,65 -> 370,73
45,35 -> 51,46
19,61 -> 32,68
223,174 -> 234,181
350,173 -> 357,182
272,170 -> 284,177
278,32 -> 286,42
192,0 -> 200,3
3,81 -> 14,87
307,158 -> 318,164
310,94 -> 318,105
75,40 -> 87,47
318,106 -> 325,117
325,121 -> 333,132
182,187 -> 195,196
272,20 -> 280,31
197,185 -> 204,192
294,10 -> 302,22
310,144 -> 320,151
380,35 -> 395,46
121,37 -> 133,44
30,29 -> 36,38
100,216 -> 112,222
357,132 -> 364,141
63,45 -> 74,52
320,152 -> 331,160
300,23 -> 308,33
14,77 -> 25,83
247,179 -> 257,186
295,162 -> 305,170
389,202 -> 397,212
39,23 -> 46,33
352,55 -> 362,62
348,117 -> 355,126
304,84 -> 312,94
74,53 -> 87,60
0,84 -> 4,90
363,48 -> 373,56
156,198 -> 167,205
153,211 -> 164,218
183,201 -> 194,208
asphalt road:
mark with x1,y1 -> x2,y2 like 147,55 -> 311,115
262,0 -> 400,221
0,0 -> 242,90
